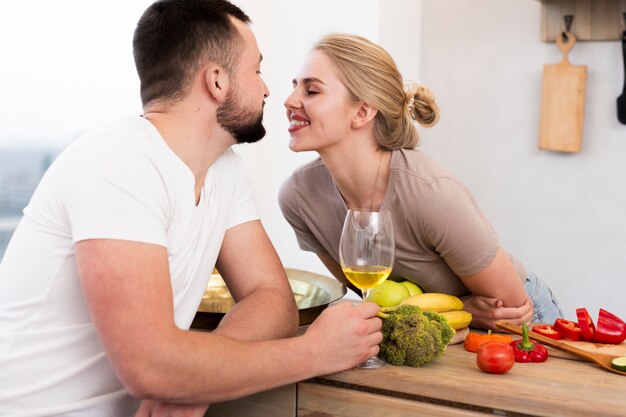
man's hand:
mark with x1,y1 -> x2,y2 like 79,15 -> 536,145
303,301 -> 382,374
461,294 -> 533,331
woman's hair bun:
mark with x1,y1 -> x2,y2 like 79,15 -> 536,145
406,83 -> 440,128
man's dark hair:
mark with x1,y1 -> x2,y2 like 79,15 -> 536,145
133,0 -> 251,106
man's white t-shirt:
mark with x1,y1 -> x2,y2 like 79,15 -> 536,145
0,117 -> 259,416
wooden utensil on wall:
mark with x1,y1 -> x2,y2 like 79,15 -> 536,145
538,31 -> 587,153
617,24 -> 626,124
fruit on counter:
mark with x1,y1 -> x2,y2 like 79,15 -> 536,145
438,310 -> 473,330
552,318 -> 583,341
378,305 -> 454,367
611,357 -> 626,372
531,324 -> 562,340
398,292 -> 464,312
400,280 -> 423,296
476,342 -> 515,374
464,331 -> 514,353
367,280 -> 410,307
510,323 -> 548,363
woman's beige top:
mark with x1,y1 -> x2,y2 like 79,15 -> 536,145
278,148 -> 526,295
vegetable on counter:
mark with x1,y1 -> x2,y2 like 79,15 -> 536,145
594,308 -> 626,345
464,331 -> 514,353
575,308 -> 596,342
510,323 -> 549,363
611,357 -> 626,372
540,308 -> 626,345
532,324 -> 562,340
476,342 -> 515,374
378,305 -> 454,367
553,318 -> 583,341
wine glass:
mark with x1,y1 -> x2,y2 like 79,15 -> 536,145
339,209 -> 395,369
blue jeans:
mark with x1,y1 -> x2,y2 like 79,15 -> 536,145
524,272 -> 563,324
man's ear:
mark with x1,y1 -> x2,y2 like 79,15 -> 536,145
351,102 -> 378,129
204,64 -> 229,103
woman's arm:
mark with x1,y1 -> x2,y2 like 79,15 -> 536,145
459,247 -> 533,330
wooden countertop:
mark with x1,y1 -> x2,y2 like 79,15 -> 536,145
309,341 -> 626,417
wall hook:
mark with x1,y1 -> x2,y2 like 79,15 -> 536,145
562,15 -> 574,42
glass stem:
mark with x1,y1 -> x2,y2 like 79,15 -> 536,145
361,289 -> 370,302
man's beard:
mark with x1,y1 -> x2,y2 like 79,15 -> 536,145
216,86 -> 266,144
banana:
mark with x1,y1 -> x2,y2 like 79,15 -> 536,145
399,292 -> 464,312
438,310 -> 473,330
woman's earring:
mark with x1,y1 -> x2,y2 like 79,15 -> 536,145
352,121 -> 358,128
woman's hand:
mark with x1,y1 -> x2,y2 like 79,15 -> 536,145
461,295 -> 533,331
135,400 -> 209,417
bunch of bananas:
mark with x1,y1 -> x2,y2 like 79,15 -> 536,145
398,293 -> 472,330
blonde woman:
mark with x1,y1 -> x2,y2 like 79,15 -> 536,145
279,33 -> 561,330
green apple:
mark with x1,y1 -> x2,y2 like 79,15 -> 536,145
400,280 -> 423,297
367,281 -> 410,307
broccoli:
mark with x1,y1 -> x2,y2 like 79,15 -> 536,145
379,305 -> 454,367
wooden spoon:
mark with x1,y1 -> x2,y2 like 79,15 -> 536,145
495,321 -> 626,376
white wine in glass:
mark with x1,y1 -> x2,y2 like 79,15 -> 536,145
339,209 -> 395,369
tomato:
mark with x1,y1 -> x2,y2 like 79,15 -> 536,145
476,342 -> 515,374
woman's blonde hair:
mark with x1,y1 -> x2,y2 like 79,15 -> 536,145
313,33 -> 439,149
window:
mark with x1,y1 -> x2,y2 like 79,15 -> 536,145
0,149 -> 58,260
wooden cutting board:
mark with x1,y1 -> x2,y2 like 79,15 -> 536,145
544,337 -> 626,361
538,31 -> 587,153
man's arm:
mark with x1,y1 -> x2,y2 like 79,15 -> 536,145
75,230 -> 382,404
213,220 -> 298,341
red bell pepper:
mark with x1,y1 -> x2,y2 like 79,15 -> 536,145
532,324 -> 562,340
594,308 -> 626,344
510,323 -> 549,363
553,318 -> 583,341
576,308 -> 596,342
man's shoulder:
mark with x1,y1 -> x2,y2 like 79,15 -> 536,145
68,117 -> 155,154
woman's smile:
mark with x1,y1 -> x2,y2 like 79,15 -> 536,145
288,114 -> 310,132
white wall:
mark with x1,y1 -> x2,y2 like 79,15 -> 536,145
244,0 -> 626,319
0,0 -> 153,148
416,0 -> 626,320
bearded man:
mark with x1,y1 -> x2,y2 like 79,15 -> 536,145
0,1 -> 382,416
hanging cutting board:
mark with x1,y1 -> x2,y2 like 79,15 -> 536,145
538,31 -> 587,153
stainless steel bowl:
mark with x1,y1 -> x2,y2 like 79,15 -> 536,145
191,268 -> 347,330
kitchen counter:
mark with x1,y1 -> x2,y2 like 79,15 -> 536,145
206,338 -> 626,417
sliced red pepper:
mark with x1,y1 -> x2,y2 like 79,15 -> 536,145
553,318 -> 583,341
575,308 -> 596,342
510,323 -> 549,363
532,324 -> 562,340
594,308 -> 626,345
